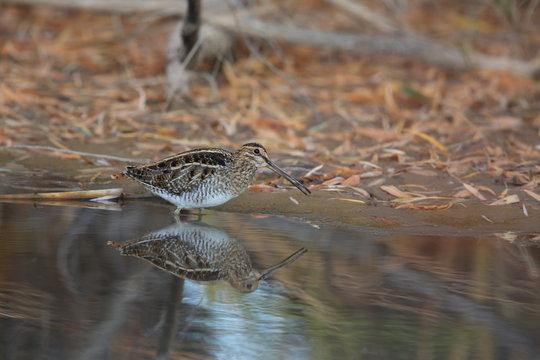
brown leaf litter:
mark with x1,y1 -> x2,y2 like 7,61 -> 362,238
0,3 -> 539,216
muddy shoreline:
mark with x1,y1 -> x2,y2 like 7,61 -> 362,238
1,148 -> 539,238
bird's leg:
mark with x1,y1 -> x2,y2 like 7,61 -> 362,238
173,207 -> 183,222
196,208 -> 203,221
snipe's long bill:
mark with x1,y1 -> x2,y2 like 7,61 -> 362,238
265,158 -> 310,195
122,143 -> 310,209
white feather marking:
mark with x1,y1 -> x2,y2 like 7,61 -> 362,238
155,189 -> 236,208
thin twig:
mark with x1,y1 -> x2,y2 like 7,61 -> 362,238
1,145 -> 149,163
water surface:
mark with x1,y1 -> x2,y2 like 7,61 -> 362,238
1,201 -> 539,360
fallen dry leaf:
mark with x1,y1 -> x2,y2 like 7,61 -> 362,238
395,203 -> 454,210
349,186 -> 372,198
463,183 -> 486,200
477,185 -> 497,197
380,185 -> 415,199
304,164 -> 323,178
289,196 -> 300,205
367,178 -> 386,187
481,215 -> 494,223
321,188 -> 348,193
322,177 -> 345,186
356,160 -> 381,169
453,189 -> 473,198
331,198 -> 366,204
498,188 -> 509,199
489,194 -> 520,206
463,171 -> 482,179
359,171 -> 383,179
400,184 -> 430,191
405,129 -> 448,151
408,169 -> 438,176
341,174 -> 361,186
524,190 -> 540,202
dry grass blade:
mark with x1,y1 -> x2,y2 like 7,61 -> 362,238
405,129 -> 448,152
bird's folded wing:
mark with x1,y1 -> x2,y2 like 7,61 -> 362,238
124,150 -> 231,193
119,235 -> 223,281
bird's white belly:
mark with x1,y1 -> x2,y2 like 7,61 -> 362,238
154,189 -> 237,209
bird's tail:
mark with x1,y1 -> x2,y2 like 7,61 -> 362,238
111,166 -> 135,179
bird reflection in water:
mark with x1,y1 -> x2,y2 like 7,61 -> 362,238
109,221 -> 307,293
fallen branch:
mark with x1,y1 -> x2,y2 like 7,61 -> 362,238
326,0 -> 397,33
3,0 -> 539,76
0,198 -> 123,210
0,188 -> 124,200
1,0 -> 211,15
210,16 -> 539,77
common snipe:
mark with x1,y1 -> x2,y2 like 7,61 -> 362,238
110,221 -> 307,292
123,143 -> 310,211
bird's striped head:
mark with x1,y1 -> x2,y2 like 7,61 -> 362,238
237,142 -> 311,195
238,143 -> 269,167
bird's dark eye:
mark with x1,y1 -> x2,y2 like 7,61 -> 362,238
253,148 -> 260,154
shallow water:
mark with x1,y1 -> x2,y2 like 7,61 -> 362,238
1,201 -> 540,360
